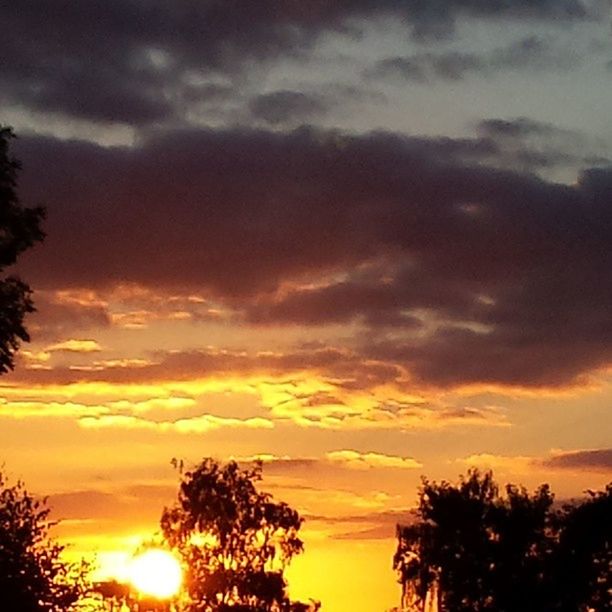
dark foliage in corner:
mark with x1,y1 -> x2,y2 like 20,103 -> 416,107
0,126 -> 45,372
0,471 -> 89,611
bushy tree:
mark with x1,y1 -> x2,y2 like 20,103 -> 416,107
0,471 -> 89,611
394,470 -> 611,612
551,484 -> 611,611
0,125 -> 45,372
161,458 -> 317,611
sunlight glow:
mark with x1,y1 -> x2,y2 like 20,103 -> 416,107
129,549 -> 182,599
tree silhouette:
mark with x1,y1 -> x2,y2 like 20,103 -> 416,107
551,484 -> 611,611
0,126 -> 45,372
161,458 -> 318,611
394,470 -> 611,612
0,471 -> 89,611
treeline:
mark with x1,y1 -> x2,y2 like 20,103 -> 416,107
0,461 -> 610,611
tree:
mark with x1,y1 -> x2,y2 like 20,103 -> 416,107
551,484 -> 611,611
0,125 -> 45,372
0,471 -> 89,610
394,470 -> 555,612
394,470 -> 611,612
161,458 -> 318,611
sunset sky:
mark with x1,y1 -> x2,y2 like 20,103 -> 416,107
1,2 -> 612,610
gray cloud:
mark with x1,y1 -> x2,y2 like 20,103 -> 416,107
0,1 -> 593,125
476,117 -> 610,172
249,90 -> 331,125
370,36 -> 580,83
478,117 -> 572,139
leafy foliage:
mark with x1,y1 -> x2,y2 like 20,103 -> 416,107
551,484 -> 611,611
394,470 -> 611,612
0,126 -> 45,372
161,458 -> 316,611
0,471 -> 89,611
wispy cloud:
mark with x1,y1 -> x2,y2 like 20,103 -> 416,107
45,339 -> 102,353
459,448 -> 612,474
539,448 -> 612,472
233,450 -> 422,471
368,36 -> 580,82
79,413 -> 274,434
325,450 -> 422,470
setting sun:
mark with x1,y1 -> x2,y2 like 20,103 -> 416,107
129,549 -> 182,600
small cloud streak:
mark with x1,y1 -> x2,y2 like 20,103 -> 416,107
540,448 -> 612,472
325,450 -> 422,470
368,36 -> 579,83
460,448 -> 612,475
46,339 -> 103,353
234,450 -> 422,471
78,413 -> 274,434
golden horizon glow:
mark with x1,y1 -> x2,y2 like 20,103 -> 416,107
129,549 -> 183,600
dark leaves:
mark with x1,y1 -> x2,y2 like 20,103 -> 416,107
394,470 -> 611,612
0,472 -> 88,611
0,126 -> 44,372
161,458 -> 313,611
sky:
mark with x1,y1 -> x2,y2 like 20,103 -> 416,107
1,1 -> 612,610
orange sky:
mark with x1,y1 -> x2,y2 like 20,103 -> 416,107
1,289 -> 610,610
1,2 -> 612,610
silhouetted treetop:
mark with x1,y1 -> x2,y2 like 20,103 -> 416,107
394,470 -> 611,612
162,458 -> 318,611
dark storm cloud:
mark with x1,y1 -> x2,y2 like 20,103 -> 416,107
369,36 -> 579,83
540,449 -> 612,472
12,125 -> 612,389
0,0 -> 592,124
249,91 -> 331,125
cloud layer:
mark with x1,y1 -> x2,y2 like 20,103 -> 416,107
13,126 -> 612,388
0,1 -> 595,125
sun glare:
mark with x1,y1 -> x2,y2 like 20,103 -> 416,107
129,549 -> 182,599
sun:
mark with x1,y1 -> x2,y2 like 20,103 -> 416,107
129,549 -> 183,599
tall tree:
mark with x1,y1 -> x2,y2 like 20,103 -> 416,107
161,458 -> 317,611
0,125 -> 45,372
551,484 -> 611,611
394,471 -> 611,612
394,470 -> 555,612
0,471 -> 89,611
